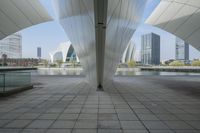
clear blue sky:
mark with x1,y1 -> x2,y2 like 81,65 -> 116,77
21,0 -> 200,61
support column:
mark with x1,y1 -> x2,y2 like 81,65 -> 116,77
94,0 -> 108,91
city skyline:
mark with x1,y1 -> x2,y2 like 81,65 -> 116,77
6,0 -> 200,61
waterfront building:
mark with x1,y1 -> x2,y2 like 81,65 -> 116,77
0,33 -> 22,58
37,47 -> 42,59
141,33 -> 160,65
49,41 -> 79,63
175,37 -> 189,61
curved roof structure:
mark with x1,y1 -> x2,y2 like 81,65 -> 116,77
146,0 -> 200,51
0,0 -> 52,40
54,0 -> 147,88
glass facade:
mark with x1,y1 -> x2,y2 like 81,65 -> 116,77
0,33 -> 22,58
141,33 -> 160,65
175,37 -> 189,61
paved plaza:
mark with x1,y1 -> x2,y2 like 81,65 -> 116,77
0,75 -> 200,133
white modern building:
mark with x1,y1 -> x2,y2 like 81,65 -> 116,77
49,41 -> 79,63
0,33 -> 22,58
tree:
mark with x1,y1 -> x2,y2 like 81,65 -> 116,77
127,60 -> 136,68
56,60 -> 63,68
44,60 -> 49,68
169,60 -> 184,66
192,60 -> 200,66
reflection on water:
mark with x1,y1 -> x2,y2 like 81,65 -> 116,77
31,68 -> 84,76
116,68 -> 200,76
29,68 -> 200,76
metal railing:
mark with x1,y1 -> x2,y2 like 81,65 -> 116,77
0,72 -> 31,93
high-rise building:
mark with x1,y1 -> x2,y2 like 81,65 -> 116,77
37,47 -> 41,59
175,37 -> 189,61
141,33 -> 160,65
0,33 -> 22,58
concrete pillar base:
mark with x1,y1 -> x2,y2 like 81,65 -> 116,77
97,84 -> 104,91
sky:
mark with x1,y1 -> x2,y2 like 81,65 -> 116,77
21,0 -> 200,61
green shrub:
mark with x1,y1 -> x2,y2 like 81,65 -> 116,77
127,60 -> 136,68
169,60 -> 184,66
192,60 -> 200,66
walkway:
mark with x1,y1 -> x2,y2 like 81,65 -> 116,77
0,75 -> 200,133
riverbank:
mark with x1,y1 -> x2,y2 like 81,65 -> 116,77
0,67 -> 37,72
140,66 -> 200,73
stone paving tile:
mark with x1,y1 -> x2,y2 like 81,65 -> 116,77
120,121 -> 145,130
46,129 -> 71,133
1,76 -> 200,133
98,129 -> 123,133
78,113 -> 97,120
5,120 -> 31,128
38,113 -> 59,120
118,113 -> 138,121
0,128 -> 21,133
149,130 -> 174,133
186,121 -> 200,129
17,113 -> 40,120
143,121 -> 169,130
58,113 -> 79,120
98,113 -> 118,121
74,120 -> 97,129
27,120 -> 54,128
50,120 -> 75,128
98,121 -> 121,129
72,129 -> 97,133
124,130 -> 149,133
138,114 -> 159,120
164,121 -> 193,130
21,129 -> 46,133
155,114 -> 179,121
0,120 -> 11,127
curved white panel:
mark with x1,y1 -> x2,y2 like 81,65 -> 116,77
103,0 -> 147,85
0,0 -> 52,40
122,41 -> 135,63
146,0 -> 200,51
54,0 -> 97,87
54,0 -> 147,88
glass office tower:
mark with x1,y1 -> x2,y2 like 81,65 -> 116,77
175,37 -> 189,61
141,33 -> 160,65
0,33 -> 22,58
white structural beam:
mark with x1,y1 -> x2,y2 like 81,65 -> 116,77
54,0 -> 147,88
146,0 -> 200,51
0,0 -> 52,40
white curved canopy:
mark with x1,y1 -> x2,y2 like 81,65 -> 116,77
54,0 -> 147,88
0,0 -> 52,40
121,41 -> 135,63
146,0 -> 200,51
